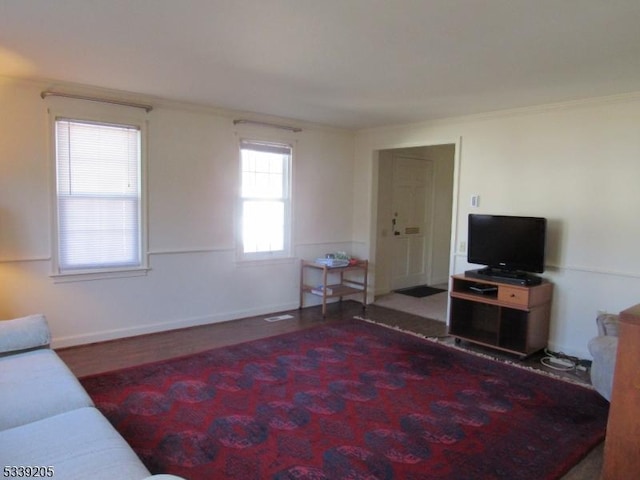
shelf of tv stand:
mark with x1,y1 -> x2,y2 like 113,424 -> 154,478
448,274 -> 553,357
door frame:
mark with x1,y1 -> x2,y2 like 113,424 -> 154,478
369,138 -> 462,306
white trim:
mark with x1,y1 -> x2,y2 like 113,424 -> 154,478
446,137 -> 464,326
14,74 -> 640,133
50,267 -> 150,283
358,91 -> 640,133
452,252 -> 640,280
295,241 -> 355,248
5,248 -> 638,282
235,256 -> 297,268
50,300 -> 300,349
147,247 -> 231,255
0,242 -> 356,263
546,263 -> 640,279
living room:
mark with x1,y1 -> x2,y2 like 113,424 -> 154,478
1,1 -> 640,478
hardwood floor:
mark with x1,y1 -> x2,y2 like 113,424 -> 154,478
57,301 -> 447,378
58,302 -> 351,377
56,300 -> 602,478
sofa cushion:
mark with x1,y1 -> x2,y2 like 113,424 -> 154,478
0,314 -> 50,355
0,349 -> 94,430
0,407 -> 151,480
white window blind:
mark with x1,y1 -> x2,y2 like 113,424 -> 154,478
55,119 -> 141,271
240,140 -> 291,258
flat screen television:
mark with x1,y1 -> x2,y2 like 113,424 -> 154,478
467,214 -> 547,279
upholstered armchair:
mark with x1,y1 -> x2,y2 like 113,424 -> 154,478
588,313 -> 620,401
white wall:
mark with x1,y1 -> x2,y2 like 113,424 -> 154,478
354,93 -> 640,358
3,74 -> 639,359
0,76 -> 356,347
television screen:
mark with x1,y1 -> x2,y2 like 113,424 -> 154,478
467,214 -> 546,273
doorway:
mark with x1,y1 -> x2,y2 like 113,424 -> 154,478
374,144 -> 455,298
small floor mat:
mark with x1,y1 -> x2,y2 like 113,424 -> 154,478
394,285 -> 446,298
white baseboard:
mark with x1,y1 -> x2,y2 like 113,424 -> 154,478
51,301 -> 300,349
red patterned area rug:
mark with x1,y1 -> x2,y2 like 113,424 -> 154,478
81,320 -> 608,480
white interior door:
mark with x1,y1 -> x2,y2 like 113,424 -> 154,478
390,156 -> 434,290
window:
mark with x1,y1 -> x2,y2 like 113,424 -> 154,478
54,118 -> 143,274
239,139 -> 292,260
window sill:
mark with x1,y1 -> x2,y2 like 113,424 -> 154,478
235,256 -> 297,268
50,267 -> 150,283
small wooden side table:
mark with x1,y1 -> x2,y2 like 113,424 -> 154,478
299,259 -> 368,316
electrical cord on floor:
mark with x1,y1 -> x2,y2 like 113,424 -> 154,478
540,348 -> 581,371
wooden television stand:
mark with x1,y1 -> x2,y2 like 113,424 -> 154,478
448,273 -> 553,358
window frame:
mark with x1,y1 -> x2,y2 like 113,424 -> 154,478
236,137 -> 293,263
48,103 -> 149,281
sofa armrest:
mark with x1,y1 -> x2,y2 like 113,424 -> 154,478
588,335 -> 618,401
596,313 -> 620,337
0,314 -> 51,355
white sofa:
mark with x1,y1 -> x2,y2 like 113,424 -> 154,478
0,314 -> 184,480
588,312 -> 619,401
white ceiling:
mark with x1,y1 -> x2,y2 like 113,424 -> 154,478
1,0 -> 640,129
